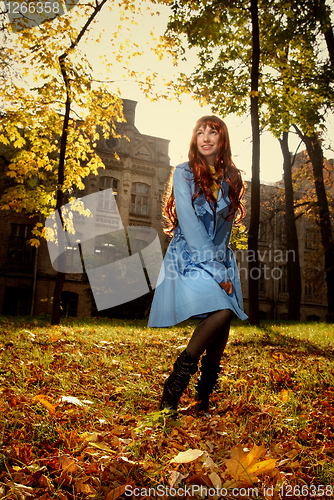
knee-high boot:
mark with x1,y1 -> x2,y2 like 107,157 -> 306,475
160,350 -> 198,411
194,355 -> 221,415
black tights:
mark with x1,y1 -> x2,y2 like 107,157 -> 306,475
186,309 -> 233,365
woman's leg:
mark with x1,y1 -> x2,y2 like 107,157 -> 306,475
205,316 -> 231,365
189,310 -> 232,414
186,309 -> 233,360
160,309 -> 232,412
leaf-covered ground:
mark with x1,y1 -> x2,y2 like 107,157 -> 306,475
1,316 -> 334,499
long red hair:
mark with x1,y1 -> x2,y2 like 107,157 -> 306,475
163,115 -> 246,235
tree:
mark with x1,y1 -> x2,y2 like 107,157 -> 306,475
162,0 -> 334,320
278,133 -> 302,320
248,0 -> 261,325
160,0 -> 262,322
266,0 -> 334,321
261,0 -> 334,320
0,1 -> 150,323
293,126 -> 334,321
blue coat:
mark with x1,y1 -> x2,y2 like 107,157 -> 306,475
148,162 -> 247,327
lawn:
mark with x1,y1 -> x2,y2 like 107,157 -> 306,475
0,316 -> 334,499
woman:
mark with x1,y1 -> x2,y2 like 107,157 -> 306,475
148,115 -> 247,414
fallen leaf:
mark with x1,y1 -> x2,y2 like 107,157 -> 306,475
202,455 -> 217,471
59,395 -> 93,406
247,458 -> 278,475
169,470 -> 189,488
33,395 -> 56,415
224,444 -> 276,485
58,455 -> 78,473
88,441 -> 115,453
170,449 -> 204,464
209,471 -> 221,488
280,389 -> 289,402
75,480 -> 96,494
6,482 -> 34,498
81,431 -> 99,442
106,485 -> 127,499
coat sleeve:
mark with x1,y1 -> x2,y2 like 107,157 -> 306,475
173,165 -> 229,284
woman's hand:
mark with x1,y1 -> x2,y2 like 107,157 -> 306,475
220,280 -> 233,294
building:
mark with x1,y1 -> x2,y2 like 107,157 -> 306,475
0,108 -> 331,320
0,99 -> 172,318
237,165 -> 330,321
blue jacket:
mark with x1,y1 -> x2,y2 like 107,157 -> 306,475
148,162 -> 247,327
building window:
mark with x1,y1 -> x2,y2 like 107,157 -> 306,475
307,314 -> 320,322
131,183 -> 150,216
62,232 -> 82,273
98,176 -> 118,212
2,287 -> 31,315
258,221 -> 267,242
8,224 -> 35,264
259,262 -> 266,292
94,235 -> 116,264
305,223 -> 317,249
304,268 -> 318,299
277,216 -> 286,245
61,291 -> 78,317
305,280 -> 314,298
279,265 -> 288,293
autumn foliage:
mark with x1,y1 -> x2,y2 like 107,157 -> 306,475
1,317 -> 334,499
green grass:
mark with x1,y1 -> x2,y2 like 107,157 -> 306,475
0,316 -> 334,499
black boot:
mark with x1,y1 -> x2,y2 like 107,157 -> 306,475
160,350 -> 198,411
195,355 -> 221,415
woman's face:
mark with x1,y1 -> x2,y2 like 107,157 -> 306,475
196,124 -> 220,165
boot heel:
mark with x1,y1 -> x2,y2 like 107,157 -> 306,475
160,350 -> 198,411
195,355 -> 221,416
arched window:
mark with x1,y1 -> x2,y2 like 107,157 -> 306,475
61,291 -> 78,317
304,268 -> 319,299
8,224 -> 35,264
279,265 -> 288,293
98,176 -> 118,212
131,183 -> 150,216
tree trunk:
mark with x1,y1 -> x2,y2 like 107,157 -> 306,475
279,132 -> 302,320
295,127 -> 334,322
319,0 -> 334,68
51,70 -> 71,325
248,0 -> 260,325
50,0 -> 109,324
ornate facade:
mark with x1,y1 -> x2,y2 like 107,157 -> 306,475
0,99 -> 172,317
0,104 -> 331,320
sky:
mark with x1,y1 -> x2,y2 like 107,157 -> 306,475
79,1 -> 334,185
6,0 -> 333,183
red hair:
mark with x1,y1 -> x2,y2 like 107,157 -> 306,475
163,115 -> 246,235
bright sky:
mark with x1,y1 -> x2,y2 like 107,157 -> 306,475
6,0 -> 333,183
79,1 -> 334,184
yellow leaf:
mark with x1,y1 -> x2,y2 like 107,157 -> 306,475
224,444 -> 276,483
170,449 -> 204,464
232,443 -> 266,468
247,458 -> 277,475
33,395 -> 56,415
81,431 -> 99,442
88,441 -> 115,453
280,389 -> 289,402
49,332 -> 59,342
29,238 -> 40,248
106,485 -> 127,499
